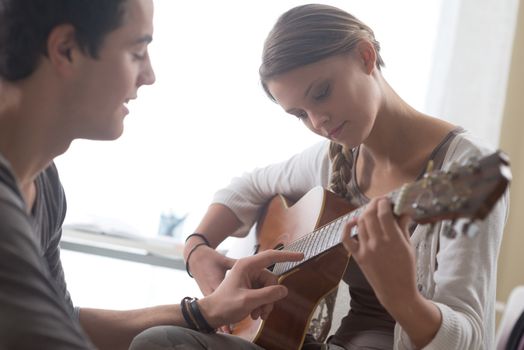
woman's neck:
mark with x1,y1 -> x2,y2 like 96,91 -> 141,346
360,79 -> 455,172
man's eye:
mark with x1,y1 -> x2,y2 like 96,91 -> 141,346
133,52 -> 146,60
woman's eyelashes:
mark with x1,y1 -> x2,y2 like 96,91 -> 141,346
313,83 -> 330,101
296,111 -> 308,121
290,83 -> 331,120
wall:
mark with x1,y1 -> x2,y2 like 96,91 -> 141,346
497,0 -> 524,311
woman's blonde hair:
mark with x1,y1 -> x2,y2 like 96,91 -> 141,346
328,142 -> 355,201
259,4 -> 383,200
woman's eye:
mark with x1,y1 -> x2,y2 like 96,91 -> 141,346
296,112 -> 308,120
314,85 -> 330,100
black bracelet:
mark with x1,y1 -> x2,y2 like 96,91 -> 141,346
180,297 -> 197,330
185,233 -> 211,246
185,242 -> 208,278
189,298 -> 216,333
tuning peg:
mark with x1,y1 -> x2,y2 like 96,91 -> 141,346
448,162 -> 460,172
454,219 -> 479,238
411,202 -> 428,216
466,223 -> 480,237
446,162 -> 461,179
444,218 -> 480,238
466,156 -> 481,172
442,220 -> 457,239
431,198 -> 447,213
421,160 -> 435,188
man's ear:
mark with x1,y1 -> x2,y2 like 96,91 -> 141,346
46,24 -> 80,75
356,40 -> 377,75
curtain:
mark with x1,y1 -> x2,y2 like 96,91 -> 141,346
426,0 -> 519,148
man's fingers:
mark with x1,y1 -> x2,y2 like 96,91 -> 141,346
245,285 -> 288,310
250,306 -> 262,320
240,250 -> 304,271
224,256 -> 236,269
258,303 -> 274,320
254,268 -> 279,289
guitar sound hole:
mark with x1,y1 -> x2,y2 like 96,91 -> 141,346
266,243 -> 285,271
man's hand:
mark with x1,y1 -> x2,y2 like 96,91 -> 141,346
198,249 -> 304,329
187,245 -> 235,296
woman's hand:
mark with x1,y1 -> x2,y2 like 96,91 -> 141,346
342,197 -> 417,311
198,249 -> 304,329
341,197 -> 442,347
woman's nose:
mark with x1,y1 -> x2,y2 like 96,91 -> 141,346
309,112 -> 330,129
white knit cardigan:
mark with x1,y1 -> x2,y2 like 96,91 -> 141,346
212,132 -> 509,350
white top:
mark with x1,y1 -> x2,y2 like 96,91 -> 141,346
212,131 -> 509,350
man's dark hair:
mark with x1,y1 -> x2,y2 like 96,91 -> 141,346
0,0 -> 127,81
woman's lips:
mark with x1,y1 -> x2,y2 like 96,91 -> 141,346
328,122 -> 346,139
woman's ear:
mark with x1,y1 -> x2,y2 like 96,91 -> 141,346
356,40 -> 377,75
46,24 -> 79,76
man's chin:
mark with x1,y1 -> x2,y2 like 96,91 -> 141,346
79,125 -> 125,142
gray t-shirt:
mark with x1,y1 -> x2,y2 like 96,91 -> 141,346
31,160 -> 76,317
0,154 -> 92,349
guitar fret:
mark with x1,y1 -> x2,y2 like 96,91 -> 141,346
316,227 -> 328,254
318,226 -> 329,253
303,233 -> 315,260
273,202 -> 383,276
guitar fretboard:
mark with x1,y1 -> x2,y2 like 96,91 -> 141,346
271,189 -> 402,276
272,208 -> 360,276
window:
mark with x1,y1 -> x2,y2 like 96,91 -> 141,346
56,0 -> 443,243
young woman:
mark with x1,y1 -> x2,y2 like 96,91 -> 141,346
184,3 -> 508,350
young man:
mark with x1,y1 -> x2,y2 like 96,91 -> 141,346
0,1 -> 302,349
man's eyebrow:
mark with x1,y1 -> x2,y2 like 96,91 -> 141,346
133,35 -> 153,45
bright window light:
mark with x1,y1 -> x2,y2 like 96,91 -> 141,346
55,0 -> 443,241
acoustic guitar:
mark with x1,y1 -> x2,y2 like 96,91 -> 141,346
231,151 -> 511,350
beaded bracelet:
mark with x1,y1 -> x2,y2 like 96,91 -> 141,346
185,242 -> 208,278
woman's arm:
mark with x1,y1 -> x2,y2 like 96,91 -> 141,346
185,140 -> 331,295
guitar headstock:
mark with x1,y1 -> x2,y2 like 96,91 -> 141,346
393,151 -> 511,225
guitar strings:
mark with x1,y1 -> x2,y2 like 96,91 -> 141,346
271,189 -> 403,276
272,208 -> 359,275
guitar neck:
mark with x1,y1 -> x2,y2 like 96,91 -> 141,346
271,189 -> 403,276
269,150 -> 510,282
271,207 -> 359,276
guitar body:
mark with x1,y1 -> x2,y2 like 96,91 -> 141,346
232,187 -> 355,350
